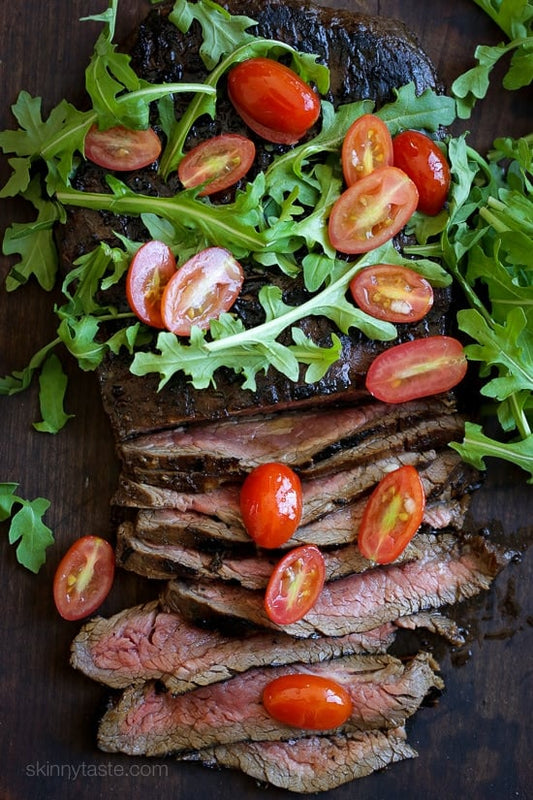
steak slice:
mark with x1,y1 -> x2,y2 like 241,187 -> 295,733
97,652 -> 442,756
125,453 -> 477,551
185,726 -> 417,793
117,396 -> 457,478
161,535 -> 508,637
116,525 -> 457,588
71,600 -> 397,693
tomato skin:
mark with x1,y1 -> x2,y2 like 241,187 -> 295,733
240,463 -> 303,549
342,114 -> 393,185
161,246 -> 244,336
53,535 -> 115,621
126,240 -> 177,328
265,544 -> 325,625
350,263 -> 434,323
365,335 -> 468,404
178,134 -> 256,196
263,673 -> 353,730
358,465 -> 425,564
392,130 -> 451,216
84,125 -> 162,171
328,166 -> 419,254
227,57 -> 321,145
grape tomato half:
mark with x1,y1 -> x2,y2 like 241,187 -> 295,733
161,246 -> 244,336
84,125 -> 162,171
350,263 -> 434,323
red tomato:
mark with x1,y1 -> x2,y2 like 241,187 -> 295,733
53,535 -> 115,621
126,240 -> 176,328
263,673 -> 353,730
328,166 -> 419,254
84,124 -> 162,171
365,335 -> 468,403
350,263 -> 434,323
227,57 -> 321,145
178,134 -> 256,196
264,544 -> 325,625
357,465 -> 425,564
240,463 -> 303,549
392,130 -> 451,216
161,246 -> 244,336
341,114 -> 393,185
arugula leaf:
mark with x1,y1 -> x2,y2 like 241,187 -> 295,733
33,354 -> 74,434
451,422 -> 533,482
0,483 -> 54,572
452,0 -> 533,117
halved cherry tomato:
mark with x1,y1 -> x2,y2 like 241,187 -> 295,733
350,263 -> 434,323
341,114 -> 393,185
392,130 -> 451,216
161,246 -> 244,336
263,673 -> 353,730
178,134 -> 256,196
357,465 -> 425,564
227,57 -> 321,145
365,335 -> 467,404
240,463 -> 303,549
84,124 -> 162,171
265,544 -> 325,625
53,535 -> 115,621
328,166 -> 419,254
126,240 -> 176,328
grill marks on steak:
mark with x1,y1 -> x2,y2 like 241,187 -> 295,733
161,535 -> 508,638
71,600 -> 398,694
184,726 -> 417,794
97,652 -> 442,757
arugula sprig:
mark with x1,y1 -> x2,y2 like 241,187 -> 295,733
0,483 -> 54,572
452,0 -> 533,118
408,133 -> 533,481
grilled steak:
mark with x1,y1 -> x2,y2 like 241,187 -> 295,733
55,0 -> 445,439
97,652 -> 442,756
71,600 -> 398,693
58,0 -> 500,793
161,535 -> 508,637
117,526 -> 459,587
185,727 -> 416,793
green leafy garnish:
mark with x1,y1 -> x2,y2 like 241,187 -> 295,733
0,484 -> 54,572
452,0 -> 533,117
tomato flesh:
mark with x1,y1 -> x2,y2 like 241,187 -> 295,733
84,124 -> 162,171
342,114 -> 393,185
365,335 -> 467,404
178,134 -> 256,196
53,535 -> 115,621
263,673 -> 353,730
161,246 -> 244,336
350,263 -> 434,323
240,462 -> 303,549
265,544 -> 325,625
392,130 -> 451,216
357,465 -> 425,564
126,240 -> 176,328
227,57 -> 321,144
328,166 -> 419,254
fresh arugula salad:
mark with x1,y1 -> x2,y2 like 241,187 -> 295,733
1,0 -> 532,572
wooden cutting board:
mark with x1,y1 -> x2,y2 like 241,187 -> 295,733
0,2 -> 531,799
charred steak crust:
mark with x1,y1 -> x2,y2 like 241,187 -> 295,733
55,0 -> 447,438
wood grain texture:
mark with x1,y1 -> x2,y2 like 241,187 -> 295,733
0,2 -> 531,799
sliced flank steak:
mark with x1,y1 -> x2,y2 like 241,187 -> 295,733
97,652 -> 442,757
71,600 -> 398,694
161,535 -> 508,637
184,726 -> 416,793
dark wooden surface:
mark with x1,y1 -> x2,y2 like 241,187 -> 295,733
1,2 -> 531,799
